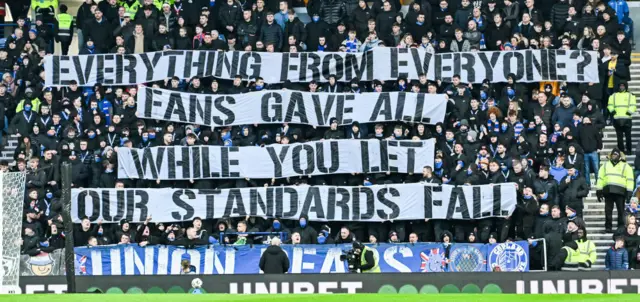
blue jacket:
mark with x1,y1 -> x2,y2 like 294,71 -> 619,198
608,0 -> 629,24
605,246 -> 628,270
549,166 -> 568,184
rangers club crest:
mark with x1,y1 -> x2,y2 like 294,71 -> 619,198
420,248 -> 446,272
449,246 -> 486,272
488,242 -> 528,272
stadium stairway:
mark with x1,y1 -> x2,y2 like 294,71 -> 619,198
583,52 -> 640,269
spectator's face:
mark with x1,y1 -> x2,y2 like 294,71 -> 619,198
95,11 -> 103,19
237,223 -> 246,232
267,14 -> 274,22
244,11 -> 251,20
467,20 -> 476,30
384,2 -> 391,11
455,31 -> 462,39
525,0 -> 533,6
539,168 -> 548,179
292,233 -> 301,243
135,25 -> 143,34
120,235 -> 130,243
522,14 -> 530,23
200,16 -> 207,24
494,15 -> 501,24
628,224 -> 637,235
29,159 -> 38,169
319,37 -> 326,45
539,204 -> 549,215
445,15 -> 452,24
445,131 -> 454,141
597,26 -> 605,35
279,2 -> 287,11
409,233 -> 418,243
159,25 -> 167,34
551,207 -> 560,218
340,228 -> 349,239
88,237 -> 98,246
369,235 -> 377,243
537,93 -> 547,103
473,8 -> 480,17
440,1 -> 447,9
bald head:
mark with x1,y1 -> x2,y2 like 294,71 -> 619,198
271,237 -> 281,246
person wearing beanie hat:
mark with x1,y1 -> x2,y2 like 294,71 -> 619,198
324,117 -> 344,139
559,160 -> 589,218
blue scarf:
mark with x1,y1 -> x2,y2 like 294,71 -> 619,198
345,39 -> 359,53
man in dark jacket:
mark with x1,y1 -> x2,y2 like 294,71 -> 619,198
219,0 -> 243,35
152,24 -> 174,51
320,0 -> 346,26
550,0 -> 569,36
237,9 -> 259,48
375,1 -> 396,42
578,116 -> 602,185
284,10 -> 307,48
259,12 -> 284,50
306,13 -> 331,51
84,8 -> 113,52
558,165 -> 589,217
486,13 -> 510,50
292,215 -> 318,244
259,238 -> 290,273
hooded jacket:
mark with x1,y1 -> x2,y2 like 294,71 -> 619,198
292,214 -> 318,244
259,245 -> 290,274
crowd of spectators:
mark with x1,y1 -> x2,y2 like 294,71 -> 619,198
11,0 -> 640,271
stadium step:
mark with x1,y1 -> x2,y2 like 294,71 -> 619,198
582,55 -> 640,269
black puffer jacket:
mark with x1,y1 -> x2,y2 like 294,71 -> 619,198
259,245 -> 290,274
320,0 -> 347,25
218,1 -> 243,29
283,17 -> 307,47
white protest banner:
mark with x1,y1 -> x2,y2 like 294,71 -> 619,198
45,49 -> 598,86
71,183 -> 517,223
116,139 -> 434,180
137,86 -> 447,126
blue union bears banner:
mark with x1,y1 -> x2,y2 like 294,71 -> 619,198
72,242 -> 529,275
